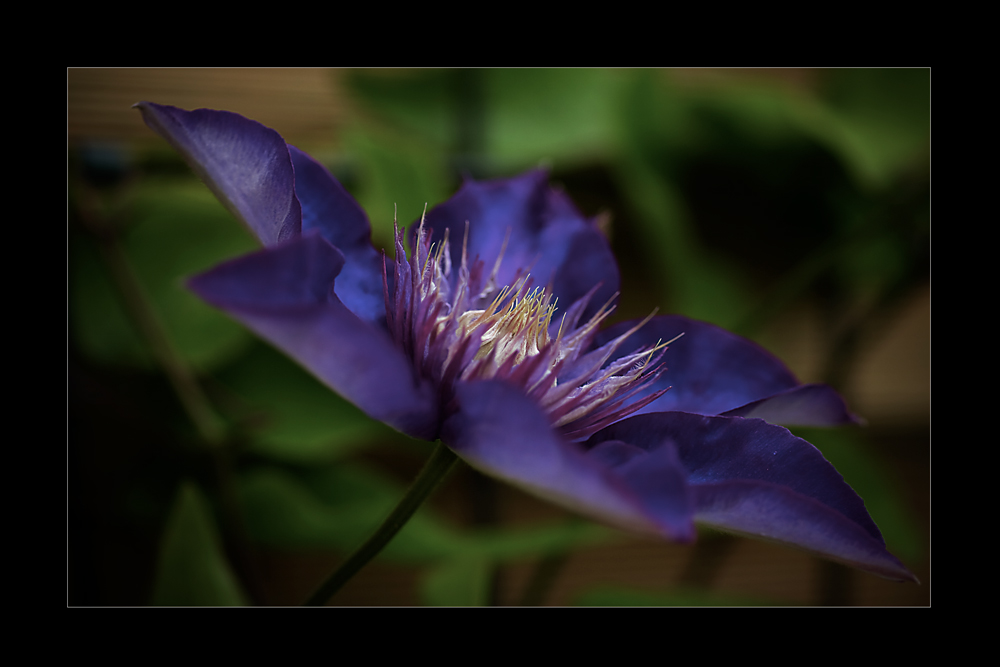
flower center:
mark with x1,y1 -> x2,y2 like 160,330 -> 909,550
383,216 -> 670,441
458,283 -> 556,365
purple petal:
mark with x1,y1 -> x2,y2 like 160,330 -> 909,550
419,170 -> 619,320
442,380 -> 694,539
189,234 -> 439,440
588,412 -> 915,581
588,439 -> 695,540
135,102 -> 301,246
287,146 -> 389,326
693,481 -> 914,581
595,315 -> 856,425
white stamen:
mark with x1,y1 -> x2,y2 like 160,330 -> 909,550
386,219 -> 670,440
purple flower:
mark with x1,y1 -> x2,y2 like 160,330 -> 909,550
136,102 -> 916,583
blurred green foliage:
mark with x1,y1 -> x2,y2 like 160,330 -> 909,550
238,464 -> 610,562
70,178 -> 257,371
69,68 -> 928,606
341,68 -> 928,332
150,482 -> 248,606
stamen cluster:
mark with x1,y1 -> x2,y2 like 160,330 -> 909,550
383,218 -> 670,441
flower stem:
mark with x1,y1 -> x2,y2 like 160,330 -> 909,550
304,442 -> 460,606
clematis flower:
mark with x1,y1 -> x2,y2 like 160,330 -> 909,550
136,102 -> 916,583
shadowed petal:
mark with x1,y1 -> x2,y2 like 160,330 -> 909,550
442,380 -> 692,539
135,102 -> 301,246
692,481 -> 914,581
287,146 -> 390,326
595,315 -> 857,425
721,383 -> 861,426
419,170 -> 619,320
588,412 -> 915,581
189,234 -> 439,439
588,439 -> 695,540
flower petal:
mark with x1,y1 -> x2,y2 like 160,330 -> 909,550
588,412 -> 915,581
287,146 -> 390,326
420,170 -> 619,320
442,380 -> 693,539
588,439 -> 695,540
135,102 -> 301,246
693,481 -> 915,581
189,234 -> 440,439
595,315 -> 857,425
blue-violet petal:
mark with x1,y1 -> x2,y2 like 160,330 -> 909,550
588,412 -> 915,581
419,170 -> 620,322
135,101 -> 301,246
189,234 -> 439,439
595,315 -> 858,425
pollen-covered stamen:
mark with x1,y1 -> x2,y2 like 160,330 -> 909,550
384,215 -> 674,440
462,282 -> 557,368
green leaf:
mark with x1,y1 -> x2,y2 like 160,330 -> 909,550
238,464 -> 613,562
344,69 -> 457,147
419,557 -> 493,606
216,344 -> 393,463
70,232 -> 152,367
612,73 -> 759,328
484,68 -> 625,170
150,481 -> 248,606
71,178 -> 256,371
125,179 -> 258,369
346,69 -> 626,172
343,122 -> 451,250
237,465 -> 463,560
820,68 -> 930,190
613,156 -> 751,328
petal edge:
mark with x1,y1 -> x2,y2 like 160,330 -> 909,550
136,102 -> 301,246
189,235 -> 439,439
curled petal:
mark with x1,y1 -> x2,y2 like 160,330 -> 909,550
588,412 -> 915,581
442,380 -> 692,539
189,234 -> 439,439
595,315 -> 857,425
419,170 -> 619,320
287,146 -> 390,326
135,102 -> 301,246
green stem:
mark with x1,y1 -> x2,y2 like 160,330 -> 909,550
304,442 -> 460,606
